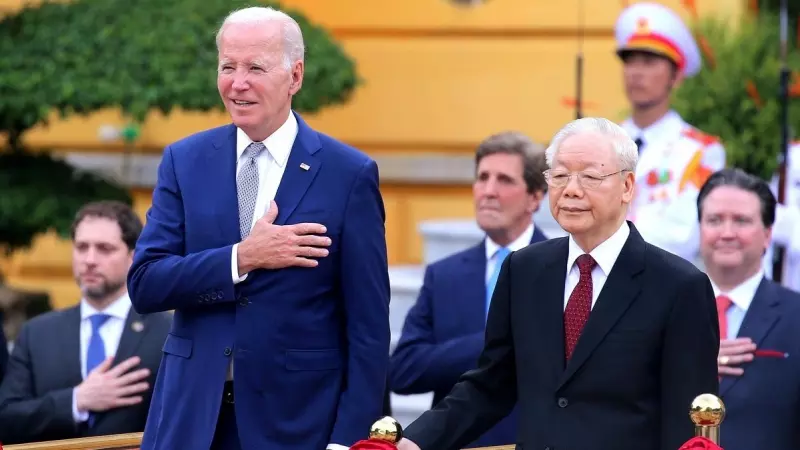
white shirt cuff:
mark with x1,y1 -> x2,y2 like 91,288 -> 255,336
231,244 -> 248,284
327,445 -> 349,450
72,388 -> 89,423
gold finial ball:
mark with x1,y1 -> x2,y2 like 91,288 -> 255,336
369,416 -> 403,443
689,394 -> 726,426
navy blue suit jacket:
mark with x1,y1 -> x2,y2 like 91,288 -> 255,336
390,227 -> 546,448
719,278 -> 800,450
127,112 -> 391,450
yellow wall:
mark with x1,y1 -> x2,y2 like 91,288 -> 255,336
1,0 -> 744,309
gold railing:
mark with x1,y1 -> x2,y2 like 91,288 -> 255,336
4,433 -> 141,449
2,393 -> 724,450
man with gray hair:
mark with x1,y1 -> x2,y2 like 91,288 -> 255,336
389,131 -> 549,448
397,117 -> 719,450
128,6 -> 390,450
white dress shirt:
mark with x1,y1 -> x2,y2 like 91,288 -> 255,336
484,223 -> 535,282
564,222 -> 631,310
223,114 -> 346,450
230,111 -> 298,283
710,270 -> 763,340
72,294 -> 132,422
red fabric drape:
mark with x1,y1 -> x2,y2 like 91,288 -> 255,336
349,439 -> 397,450
679,437 -> 723,450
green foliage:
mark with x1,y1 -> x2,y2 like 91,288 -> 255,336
672,14 -> 800,180
0,0 -> 359,253
0,151 -> 132,254
0,0 -> 359,136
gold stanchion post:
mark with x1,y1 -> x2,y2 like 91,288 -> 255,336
689,393 -> 726,444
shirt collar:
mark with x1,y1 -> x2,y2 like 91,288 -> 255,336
236,111 -> 298,168
485,223 -> 535,260
80,292 -> 131,321
621,109 -> 684,144
567,221 -> 630,276
710,270 -> 764,312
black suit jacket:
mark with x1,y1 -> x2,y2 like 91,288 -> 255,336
403,223 -> 720,450
719,278 -> 800,450
0,304 -> 171,444
0,311 -> 8,384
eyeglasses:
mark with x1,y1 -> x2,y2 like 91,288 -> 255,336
543,170 -> 626,189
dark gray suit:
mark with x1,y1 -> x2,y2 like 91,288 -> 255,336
0,304 -> 171,444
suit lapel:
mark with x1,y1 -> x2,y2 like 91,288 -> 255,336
530,238 -> 570,383
531,226 -> 548,244
61,307 -> 83,387
273,112 -> 323,225
113,309 -> 148,365
558,225 -> 645,389
462,243 -> 489,332
719,278 -> 780,396
211,124 -> 242,243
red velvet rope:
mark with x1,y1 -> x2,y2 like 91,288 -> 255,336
349,439 -> 398,450
679,437 -> 723,450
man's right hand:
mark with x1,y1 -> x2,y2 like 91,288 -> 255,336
396,438 -> 422,450
75,356 -> 150,413
718,337 -> 756,376
237,200 -> 331,273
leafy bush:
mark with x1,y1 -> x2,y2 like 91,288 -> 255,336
0,0 -> 359,253
672,14 -> 800,180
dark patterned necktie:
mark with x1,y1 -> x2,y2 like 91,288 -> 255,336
564,254 -> 597,361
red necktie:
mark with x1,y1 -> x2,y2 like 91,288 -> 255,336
716,295 -> 733,340
564,254 -> 597,361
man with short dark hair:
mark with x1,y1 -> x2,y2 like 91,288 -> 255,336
0,201 -> 171,444
390,131 -> 549,447
697,168 -> 800,450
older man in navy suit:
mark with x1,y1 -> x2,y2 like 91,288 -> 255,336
128,6 -> 389,450
698,169 -> 800,450
390,131 -> 549,448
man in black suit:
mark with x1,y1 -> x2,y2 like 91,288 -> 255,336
397,117 -> 719,450
0,201 -> 171,444
390,131 -> 549,448
0,314 -> 7,383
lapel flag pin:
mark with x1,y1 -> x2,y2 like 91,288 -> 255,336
131,321 -> 144,332
300,163 -> 310,171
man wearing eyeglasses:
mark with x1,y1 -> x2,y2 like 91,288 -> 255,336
615,3 -> 725,264
396,117 -> 719,450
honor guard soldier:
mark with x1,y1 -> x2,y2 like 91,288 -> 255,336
770,141 -> 800,290
615,2 -> 725,264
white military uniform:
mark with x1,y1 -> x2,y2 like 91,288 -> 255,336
768,142 -> 800,291
615,3 -> 726,264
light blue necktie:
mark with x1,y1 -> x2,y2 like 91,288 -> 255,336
86,313 -> 111,427
486,247 -> 511,317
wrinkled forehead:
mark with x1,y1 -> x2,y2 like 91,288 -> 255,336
218,22 -> 283,60
553,133 -> 618,171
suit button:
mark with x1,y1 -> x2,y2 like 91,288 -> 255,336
557,397 -> 568,408
223,347 -> 232,356
239,297 -> 249,306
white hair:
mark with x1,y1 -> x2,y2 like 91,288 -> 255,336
544,117 -> 638,172
216,7 -> 305,70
